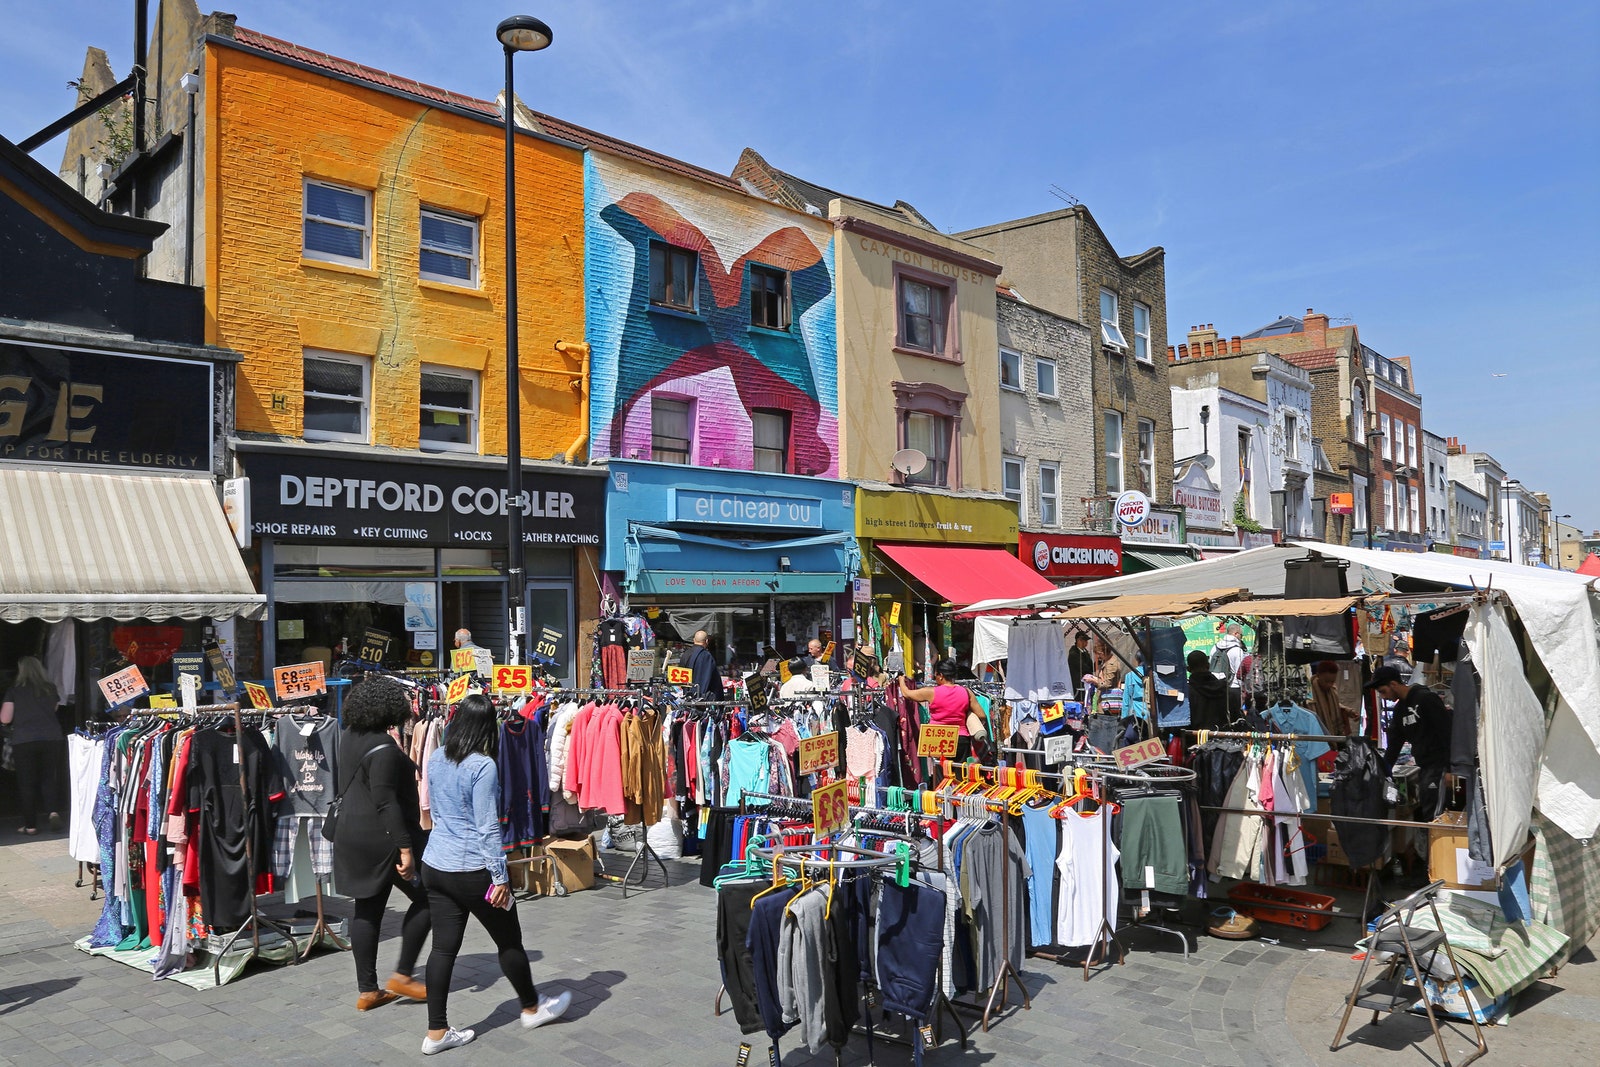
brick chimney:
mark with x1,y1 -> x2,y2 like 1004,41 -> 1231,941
1446,436 -> 1463,455
1187,324 -> 1219,348
1302,308 -> 1329,345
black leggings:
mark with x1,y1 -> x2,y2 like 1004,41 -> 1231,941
422,863 -> 538,1031
13,740 -> 61,830
350,869 -> 432,993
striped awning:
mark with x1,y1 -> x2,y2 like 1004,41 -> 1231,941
0,467 -> 265,622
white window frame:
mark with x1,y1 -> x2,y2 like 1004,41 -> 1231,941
419,207 -> 480,288
302,350 -> 370,444
1035,357 -> 1058,399
1137,418 -> 1155,494
418,364 -> 479,453
1406,423 -> 1418,467
999,349 -> 1022,392
1283,411 -> 1298,459
1038,461 -> 1060,527
1132,301 -> 1152,363
302,179 -> 371,268
1002,455 -> 1024,506
1104,410 -> 1124,493
1099,289 -> 1128,350
1384,479 -> 1395,528
1380,414 -> 1392,460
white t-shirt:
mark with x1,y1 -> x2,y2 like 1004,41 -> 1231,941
1056,808 -> 1120,947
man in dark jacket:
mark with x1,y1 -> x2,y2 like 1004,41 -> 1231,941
1067,630 -> 1094,699
680,630 -> 726,700
1185,650 -> 1230,730
1369,664 -> 1452,819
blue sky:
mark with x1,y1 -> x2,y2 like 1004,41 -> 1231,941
5,0 -> 1597,534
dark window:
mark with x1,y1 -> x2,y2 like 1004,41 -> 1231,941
651,397 -> 692,464
898,276 -> 949,355
649,242 -> 697,311
750,265 -> 789,329
752,408 -> 790,472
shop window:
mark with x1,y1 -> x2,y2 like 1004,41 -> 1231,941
649,241 -> 698,312
303,179 -> 371,267
999,349 -> 1021,391
651,396 -> 693,464
1138,418 -> 1155,494
419,366 -> 478,453
273,545 -> 433,578
303,352 -> 370,443
749,264 -> 789,330
1104,410 -> 1123,493
1133,301 -> 1152,362
751,408 -> 790,472
420,207 -> 479,287
1038,462 -> 1059,526
1002,456 -> 1023,505
1035,357 -> 1058,398
892,380 -> 965,489
895,266 -> 955,359
904,412 -> 951,487
1100,289 -> 1127,351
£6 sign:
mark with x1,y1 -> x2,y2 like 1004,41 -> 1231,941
812,780 -> 850,838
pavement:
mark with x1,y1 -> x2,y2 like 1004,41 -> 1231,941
1,825 -> 1596,1066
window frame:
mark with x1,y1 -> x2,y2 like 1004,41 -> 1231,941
1380,414 -> 1392,460
1132,301 -> 1152,363
418,364 -> 479,454
1103,410 -> 1124,494
1099,288 -> 1128,351
1406,423 -> 1418,467
1038,461 -> 1060,527
749,263 -> 790,331
750,407 -> 792,473
650,395 -> 694,464
1384,478 -> 1395,528
1035,356 -> 1058,399
1137,418 -> 1156,494
302,350 -> 371,444
999,349 -> 1022,392
648,241 -> 699,314
1002,455 -> 1024,507
892,380 -> 965,489
302,178 -> 372,269
419,206 -> 481,288
1283,411 -> 1299,460
892,262 -> 959,362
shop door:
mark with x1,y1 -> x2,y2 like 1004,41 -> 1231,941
460,584 -> 508,665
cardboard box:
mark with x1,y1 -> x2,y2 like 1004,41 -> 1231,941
1427,811 -> 1534,891
508,844 -> 551,896
547,836 -> 597,892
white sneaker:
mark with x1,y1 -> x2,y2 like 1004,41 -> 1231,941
421,1027 -> 475,1055
521,991 -> 572,1029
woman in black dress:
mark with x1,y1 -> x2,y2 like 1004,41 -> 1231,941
333,678 -> 431,1010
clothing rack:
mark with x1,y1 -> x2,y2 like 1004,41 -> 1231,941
1186,728 -> 1352,744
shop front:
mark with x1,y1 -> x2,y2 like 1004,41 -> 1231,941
857,487 -> 1048,674
1018,531 -> 1123,587
602,461 -> 858,670
240,445 -> 602,683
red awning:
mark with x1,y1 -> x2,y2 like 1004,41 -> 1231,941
876,542 -> 1057,608
1578,553 -> 1600,577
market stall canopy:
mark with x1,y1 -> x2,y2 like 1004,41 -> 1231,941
0,468 -> 265,622
1577,553 -> 1600,577
1047,589 -> 1249,620
1214,596 -> 1367,617
874,542 -> 1056,608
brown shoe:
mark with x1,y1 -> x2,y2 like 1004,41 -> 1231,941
356,990 -> 400,1011
385,976 -> 427,1001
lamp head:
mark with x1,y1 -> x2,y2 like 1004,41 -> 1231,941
497,15 -> 553,52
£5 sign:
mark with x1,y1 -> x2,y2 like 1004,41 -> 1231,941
493,664 -> 533,695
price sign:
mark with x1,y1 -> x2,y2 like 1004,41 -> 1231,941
147,693 -> 177,709
812,780 -> 850,838
359,627 -> 390,665
172,652 -> 205,681
666,664 -> 693,686
626,648 -> 656,682
1043,734 -> 1074,766
1113,737 -> 1167,771
819,641 -> 836,665
798,732 -> 839,776
851,647 -> 879,679
531,626 -> 563,665
243,681 -> 272,709
888,602 -> 901,627
1042,701 -> 1064,724
97,665 -> 149,708
450,647 -> 477,672
273,661 -> 327,701
778,659 -> 792,683
492,664 -> 533,695
746,671 -> 771,713
446,673 -> 471,704
918,723 -> 960,759
204,643 -> 236,693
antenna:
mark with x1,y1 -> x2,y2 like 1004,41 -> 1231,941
1048,184 -> 1079,207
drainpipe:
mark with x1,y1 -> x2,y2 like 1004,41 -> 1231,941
556,340 -> 590,463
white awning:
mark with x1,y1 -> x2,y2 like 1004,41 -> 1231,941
0,467 -> 265,622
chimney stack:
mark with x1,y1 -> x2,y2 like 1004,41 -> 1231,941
1187,323 -> 1220,349
1303,307 -> 1330,344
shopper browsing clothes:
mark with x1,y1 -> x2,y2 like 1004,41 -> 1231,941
1184,650 -> 1230,731
419,694 -> 569,1054
899,659 -> 991,766
1,656 -> 64,834
1311,660 -> 1361,737
678,630 -> 726,700
1120,650 -> 1184,744
1367,664 -> 1453,820
332,678 -> 431,1011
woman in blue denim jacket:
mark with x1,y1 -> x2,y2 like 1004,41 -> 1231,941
418,693 -> 570,1055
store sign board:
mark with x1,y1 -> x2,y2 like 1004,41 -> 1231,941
671,488 -> 823,530
1020,532 -> 1122,579
1121,507 -> 1186,546
856,488 -> 1019,545
242,451 -> 602,547
630,570 -> 846,596
0,341 -> 213,471
1115,490 -> 1151,528
1174,466 -> 1223,529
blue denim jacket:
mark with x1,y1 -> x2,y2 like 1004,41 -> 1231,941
421,750 -> 508,885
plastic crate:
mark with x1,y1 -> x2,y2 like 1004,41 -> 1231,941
1227,883 -> 1337,930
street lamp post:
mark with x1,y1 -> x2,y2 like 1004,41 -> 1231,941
497,14 -> 553,664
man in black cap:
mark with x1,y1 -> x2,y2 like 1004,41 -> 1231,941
1367,664 -> 1453,820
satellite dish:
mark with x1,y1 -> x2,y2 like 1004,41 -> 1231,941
890,448 -> 928,477
1195,454 -> 1215,471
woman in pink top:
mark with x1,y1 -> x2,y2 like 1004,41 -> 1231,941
899,659 -> 988,770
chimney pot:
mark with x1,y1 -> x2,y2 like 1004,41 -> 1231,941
1204,340 -> 1215,357
1231,337 -> 1242,354
1178,343 -> 1189,359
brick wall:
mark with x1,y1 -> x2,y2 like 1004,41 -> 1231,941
997,295 -> 1094,524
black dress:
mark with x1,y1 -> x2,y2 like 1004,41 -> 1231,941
188,726 -> 281,932
331,730 -> 426,899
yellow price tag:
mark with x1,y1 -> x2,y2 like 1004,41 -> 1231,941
451,648 -> 478,672
147,693 -> 177,709
798,732 -> 839,776
666,665 -> 693,686
918,723 -> 960,759
243,681 -> 272,709
446,673 -> 471,704
492,664 -> 533,695
812,780 -> 850,838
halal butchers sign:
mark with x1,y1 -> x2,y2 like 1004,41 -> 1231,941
241,450 -> 602,548
0,341 -> 214,471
